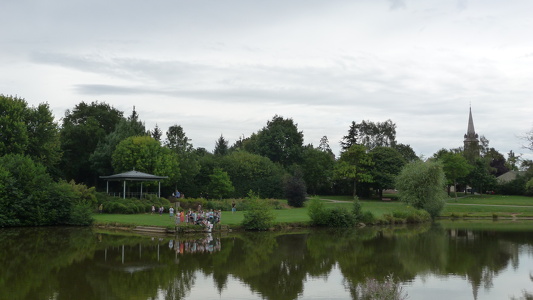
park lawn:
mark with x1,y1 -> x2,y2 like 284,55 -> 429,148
450,194 -> 533,206
93,213 -> 176,227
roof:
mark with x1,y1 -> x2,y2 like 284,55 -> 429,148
99,170 -> 168,181
496,170 -> 524,183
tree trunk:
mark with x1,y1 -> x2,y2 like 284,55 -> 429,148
353,179 -> 357,199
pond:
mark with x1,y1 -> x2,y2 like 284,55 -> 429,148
2,221 -> 533,299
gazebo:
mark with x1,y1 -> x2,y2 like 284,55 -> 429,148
99,170 -> 169,199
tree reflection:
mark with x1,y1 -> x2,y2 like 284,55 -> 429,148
1,223 -> 533,300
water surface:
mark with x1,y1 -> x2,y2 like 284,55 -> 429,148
2,221 -> 533,299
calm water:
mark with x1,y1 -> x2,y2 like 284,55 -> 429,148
2,221 -> 533,300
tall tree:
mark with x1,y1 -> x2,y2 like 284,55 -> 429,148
214,134 -> 229,156
252,115 -> 304,167
60,101 -> 123,185
318,136 -> 334,157
393,143 -> 419,162
341,119 -> 396,151
90,108 -> 147,177
301,145 -> 335,194
370,146 -> 407,199
334,144 -> 374,198
0,95 -> 61,172
506,150 -> 520,171
468,158 -> 497,195
151,124 -> 163,142
164,125 -> 199,195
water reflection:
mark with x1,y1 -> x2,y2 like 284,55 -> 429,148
1,222 -> 533,299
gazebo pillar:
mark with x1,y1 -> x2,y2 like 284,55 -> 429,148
123,181 -> 126,199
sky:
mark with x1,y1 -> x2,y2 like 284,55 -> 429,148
2,0 -> 532,161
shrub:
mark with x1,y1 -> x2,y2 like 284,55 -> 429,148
355,274 -> 408,300
307,196 -> 329,226
284,172 -> 307,207
68,204 -> 94,226
328,207 -> 357,227
241,191 -> 275,230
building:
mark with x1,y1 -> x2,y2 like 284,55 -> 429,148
463,106 -> 480,162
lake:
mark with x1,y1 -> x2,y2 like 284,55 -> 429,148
1,220 -> 533,299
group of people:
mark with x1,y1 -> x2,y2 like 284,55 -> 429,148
180,209 -> 222,232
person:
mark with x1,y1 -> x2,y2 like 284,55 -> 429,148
151,205 -> 155,214
231,201 -> 236,214
180,211 -> 185,223
175,190 -> 180,198
175,211 -> 181,225
159,206 -> 164,215
98,203 -> 103,213
169,207 -> 174,217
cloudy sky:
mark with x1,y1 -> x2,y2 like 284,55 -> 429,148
2,0 -> 532,160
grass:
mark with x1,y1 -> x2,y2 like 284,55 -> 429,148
92,194 -> 533,228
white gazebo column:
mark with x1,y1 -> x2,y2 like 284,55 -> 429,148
123,181 -> 126,199
140,183 -> 143,199
158,181 -> 161,198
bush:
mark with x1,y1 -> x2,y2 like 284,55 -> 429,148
328,207 -> 357,227
241,191 -> 275,230
68,204 -> 94,226
307,197 -> 359,228
284,172 -> 307,207
307,197 -> 329,226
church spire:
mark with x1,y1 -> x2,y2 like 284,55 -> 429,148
464,106 -> 479,161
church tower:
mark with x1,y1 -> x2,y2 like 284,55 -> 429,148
463,106 -> 479,161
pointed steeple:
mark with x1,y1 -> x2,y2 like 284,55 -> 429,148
463,106 -> 480,161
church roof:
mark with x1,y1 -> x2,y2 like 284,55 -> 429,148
464,106 -> 479,142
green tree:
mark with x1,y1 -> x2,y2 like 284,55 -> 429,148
60,101 -> 123,185
468,158 -> 497,195
241,191 -> 274,230
439,152 -> 472,200
0,154 -> 93,227
284,170 -> 307,207
250,115 -> 304,167
334,144 -> 374,198
219,151 -> 287,198
151,124 -> 163,141
164,125 -> 199,195
301,145 -> 335,194
341,119 -> 397,151
393,143 -> 419,162
370,146 -> 407,199
395,160 -> 447,219
0,95 -> 61,172
112,136 -> 180,183
208,168 -> 235,199
214,134 -> 229,156
90,108 -> 147,177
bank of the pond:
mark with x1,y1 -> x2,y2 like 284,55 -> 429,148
92,195 -> 533,233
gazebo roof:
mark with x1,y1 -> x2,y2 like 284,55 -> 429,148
99,170 -> 168,181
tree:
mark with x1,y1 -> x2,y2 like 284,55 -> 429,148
341,119 -> 396,151
241,191 -> 274,230
395,160 -> 447,219
370,146 -> 407,199
484,147 -> 509,177
208,168 -> 235,199
0,95 -> 61,172
219,151 -> 287,198
0,154 -> 93,227
214,135 -> 229,156
284,170 -> 307,207
334,144 -> 374,198
468,158 -> 497,195
439,152 -> 472,200
112,136 -> 180,183
90,108 -> 147,177
318,136 -> 334,157
506,150 -> 520,171
524,127 -> 533,151
164,125 -> 199,195
151,124 -> 163,141
251,115 -> 304,167
60,101 -> 123,185
393,143 -> 419,162
301,145 -> 335,194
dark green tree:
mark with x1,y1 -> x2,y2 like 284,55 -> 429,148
214,134 -> 229,156
468,158 -> 497,195
393,143 -> 419,162
0,95 -> 61,172
250,115 -> 304,167
334,144 -> 374,198
90,108 -> 147,177
439,152 -> 472,199
151,124 -> 163,141
284,170 -> 307,207
370,146 -> 407,199
60,101 -> 123,185
164,125 -> 200,195
341,119 -> 397,151
301,145 -> 335,194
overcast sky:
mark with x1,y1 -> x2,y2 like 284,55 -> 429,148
2,0 -> 532,160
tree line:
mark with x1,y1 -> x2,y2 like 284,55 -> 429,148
1,94 -> 533,225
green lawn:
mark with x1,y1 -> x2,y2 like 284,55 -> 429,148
92,195 -> 533,228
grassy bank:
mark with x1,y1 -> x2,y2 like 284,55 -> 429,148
92,194 -> 533,228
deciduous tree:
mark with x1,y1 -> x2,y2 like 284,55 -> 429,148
334,144 -> 374,198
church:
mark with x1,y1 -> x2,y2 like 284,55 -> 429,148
463,106 -> 480,162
